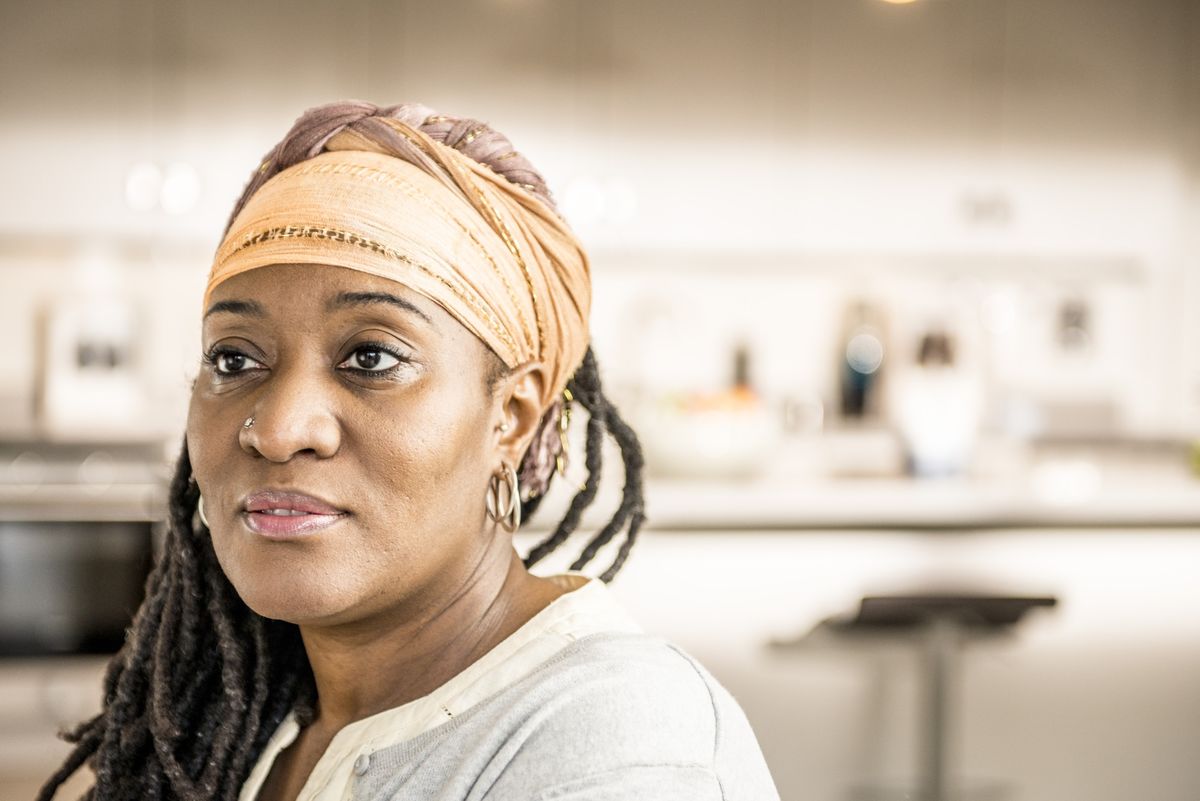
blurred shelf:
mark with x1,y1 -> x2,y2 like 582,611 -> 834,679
590,247 -> 1146,283
0,483 -> 166,523
525,475 -> 1200,533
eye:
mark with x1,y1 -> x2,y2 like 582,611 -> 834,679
203,347 -> 264,376
338,344 -> 406,374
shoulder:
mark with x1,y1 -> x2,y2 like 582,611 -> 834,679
515,632 -> 723,749
482,632 -> 779,800
534,631 -> 721,698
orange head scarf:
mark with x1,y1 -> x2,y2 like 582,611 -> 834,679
204,105 -> 591,414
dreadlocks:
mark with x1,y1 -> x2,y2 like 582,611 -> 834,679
38,102 -> 646,801
522,347 -> 646,582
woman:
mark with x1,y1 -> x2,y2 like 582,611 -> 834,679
39,101 -> 779,801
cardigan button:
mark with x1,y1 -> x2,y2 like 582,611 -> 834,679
353,753 -> 371,776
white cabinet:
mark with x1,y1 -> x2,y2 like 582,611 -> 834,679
0,657 -> 106,797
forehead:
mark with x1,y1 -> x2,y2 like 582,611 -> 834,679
211,262 -> 417,303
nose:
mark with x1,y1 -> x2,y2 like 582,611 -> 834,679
240,362 -> 341,462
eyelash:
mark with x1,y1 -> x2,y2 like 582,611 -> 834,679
201,342 -> 412,379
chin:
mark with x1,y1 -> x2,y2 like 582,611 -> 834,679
235,581 -> 354,624
213,536 -> 367,624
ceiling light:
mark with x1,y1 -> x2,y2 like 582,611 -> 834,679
161,163 -> 201,215
124,162 -> 162,212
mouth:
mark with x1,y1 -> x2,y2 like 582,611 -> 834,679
240,489 -> 348,539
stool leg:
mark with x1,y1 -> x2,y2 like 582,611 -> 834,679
921,617 -> 959,801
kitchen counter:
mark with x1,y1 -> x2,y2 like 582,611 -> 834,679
623,475 -> 1200,531
0,655 -> 106,798
524,449 -> 1200,532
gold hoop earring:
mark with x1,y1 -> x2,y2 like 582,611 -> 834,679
197,494 -> 210,528
485,463 -> 521,532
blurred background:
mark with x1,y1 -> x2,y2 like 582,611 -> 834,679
2,0 -> 1199,799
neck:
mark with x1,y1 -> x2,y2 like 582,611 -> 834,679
298,537 -> 563,731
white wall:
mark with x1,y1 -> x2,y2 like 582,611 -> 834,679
0,0 -> 1194,251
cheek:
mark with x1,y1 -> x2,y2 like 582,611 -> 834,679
185,392 -> 226,502
357,382 -> 493,532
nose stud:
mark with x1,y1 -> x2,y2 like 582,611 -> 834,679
243,416 -> 255,430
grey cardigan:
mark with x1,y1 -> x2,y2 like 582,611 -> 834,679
344,632 -> 780,800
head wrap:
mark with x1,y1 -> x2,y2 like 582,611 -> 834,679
204,112 -> 591,413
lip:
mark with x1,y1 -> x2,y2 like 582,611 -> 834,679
240,489 -> 348,540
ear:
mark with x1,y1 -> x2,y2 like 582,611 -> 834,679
491,360 -> 548,469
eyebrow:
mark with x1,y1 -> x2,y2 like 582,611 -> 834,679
202,292 -> 435,326
327,291 -> 435,326
203,299 -> 265,320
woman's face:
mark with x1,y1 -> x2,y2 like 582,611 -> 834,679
187,263 -> 525,626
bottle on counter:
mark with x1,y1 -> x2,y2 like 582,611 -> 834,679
892,329 -> 982,478
731,341 -> 759,408
837,300 -> 888,421
638,339 -> 777,480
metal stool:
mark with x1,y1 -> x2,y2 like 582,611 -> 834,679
775,593 -> 1057,801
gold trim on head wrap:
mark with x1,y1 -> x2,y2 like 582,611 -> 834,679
204,119 -> 591,411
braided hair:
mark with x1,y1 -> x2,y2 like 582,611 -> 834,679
38,102 -> 645,801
